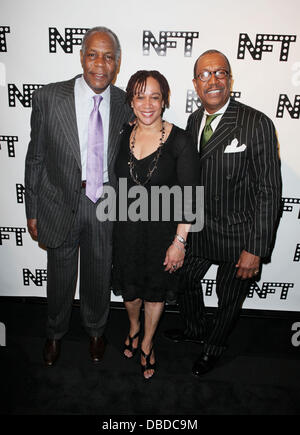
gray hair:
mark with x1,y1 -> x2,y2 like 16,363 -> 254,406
81,26 -> 121,61
193,49 -> 232,79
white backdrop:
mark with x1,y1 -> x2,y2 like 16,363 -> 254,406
0,0 -> 299,311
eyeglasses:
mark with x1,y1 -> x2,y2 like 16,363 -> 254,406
196,69 -> 229,82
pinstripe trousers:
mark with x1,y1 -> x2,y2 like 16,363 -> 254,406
46,186 -> 113,340
179,252 -> 251,356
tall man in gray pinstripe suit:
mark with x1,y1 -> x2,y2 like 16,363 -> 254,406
165,50 -> 282,376
25,27 -> 132,366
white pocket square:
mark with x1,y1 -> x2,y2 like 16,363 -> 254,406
224,138 -> 246,153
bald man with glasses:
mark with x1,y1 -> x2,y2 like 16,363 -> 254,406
164,49 -> 282,376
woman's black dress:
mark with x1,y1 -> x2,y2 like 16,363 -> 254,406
112,124 -> 199,302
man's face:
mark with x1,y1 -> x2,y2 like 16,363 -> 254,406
80,32 -> 118,94
193,52 -> 231,113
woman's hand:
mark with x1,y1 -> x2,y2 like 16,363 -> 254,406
163,242 -> 185,273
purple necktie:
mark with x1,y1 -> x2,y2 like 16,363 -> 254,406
86,94 -> 104,203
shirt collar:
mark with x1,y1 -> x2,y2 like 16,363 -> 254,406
78,75 -> 111,103
204,98 -> 230,117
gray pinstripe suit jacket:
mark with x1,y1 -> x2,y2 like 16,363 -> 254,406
25,75 -> 132,248
186,98 -> 282,262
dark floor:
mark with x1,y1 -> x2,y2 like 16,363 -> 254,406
0,298 -> 300,416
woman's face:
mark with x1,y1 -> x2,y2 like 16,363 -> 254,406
131,76 -> 164,127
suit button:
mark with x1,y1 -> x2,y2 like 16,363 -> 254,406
215,196 -> 220,201
214,216 -> 220,222
226,174 -> 232,180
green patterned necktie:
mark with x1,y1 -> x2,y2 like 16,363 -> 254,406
200,113 -> 220,148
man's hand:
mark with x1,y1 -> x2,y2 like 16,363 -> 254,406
27,218 -> 38,241
235,250 -> 260,279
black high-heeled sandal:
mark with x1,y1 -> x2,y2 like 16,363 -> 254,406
123,330 -> 140,358
141,347 -> 156,379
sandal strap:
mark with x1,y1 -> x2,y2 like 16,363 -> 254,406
129,330 -> 140,341
141,347 -> 156,371
124,330 -> 140,352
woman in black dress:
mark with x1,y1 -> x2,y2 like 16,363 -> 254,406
113,70 -> 199,379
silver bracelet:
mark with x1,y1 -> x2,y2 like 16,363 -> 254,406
175,234 -> 187,247
172,241 -> 186,252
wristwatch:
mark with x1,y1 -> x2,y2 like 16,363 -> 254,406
175,234 -> 187,247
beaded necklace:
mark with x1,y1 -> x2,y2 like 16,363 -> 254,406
128,121 -> 165,186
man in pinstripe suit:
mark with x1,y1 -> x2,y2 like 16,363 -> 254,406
25,27 -> 132,366
165,50 -> 281,376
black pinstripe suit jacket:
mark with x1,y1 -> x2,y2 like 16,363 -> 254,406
25,75 -> 132,248
186,98 -> 282,262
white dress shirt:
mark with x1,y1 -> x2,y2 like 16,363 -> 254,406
197,98 -> 230,151
74,75 -> 110,182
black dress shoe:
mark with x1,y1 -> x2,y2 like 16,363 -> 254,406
164,329 -> 204,344
90,336 -> 106,363
43,339 -> 61,367
192,352 -> 219,377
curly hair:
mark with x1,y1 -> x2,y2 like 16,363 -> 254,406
126,70 -> 170,113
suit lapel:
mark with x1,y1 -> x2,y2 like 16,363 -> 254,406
200,98 -> 240,161
108,85 -> 127,168
193,108 -> 204,148
55,76 -> 81,169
